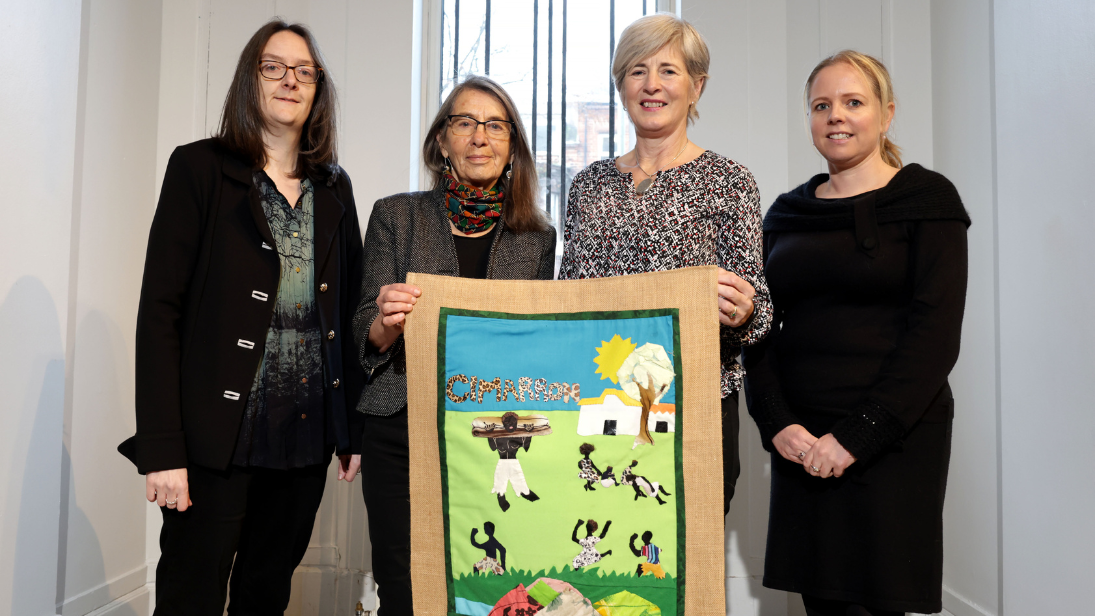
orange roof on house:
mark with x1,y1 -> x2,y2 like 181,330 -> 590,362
650,403 -> 676,415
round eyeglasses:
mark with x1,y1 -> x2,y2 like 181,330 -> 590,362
258,60 -> 323,84
447,115 -> 515,139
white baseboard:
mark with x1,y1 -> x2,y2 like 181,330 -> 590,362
942,586 -> 995,616
60,564 -> 148,616
79,584 -> 152,616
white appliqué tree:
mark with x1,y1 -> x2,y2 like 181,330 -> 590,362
616,343 -> 675,448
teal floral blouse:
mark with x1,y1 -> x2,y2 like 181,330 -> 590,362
233,171 -> 328,468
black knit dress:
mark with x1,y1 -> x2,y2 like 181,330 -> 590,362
743,164 -> 970,614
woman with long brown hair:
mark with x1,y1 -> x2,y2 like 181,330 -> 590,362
119,20 -> 364,615
352,75 -> 555,613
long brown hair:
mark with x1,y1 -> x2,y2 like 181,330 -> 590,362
423,76 -> 549,234
804,50 -> 902,168
217,19 -> 339,180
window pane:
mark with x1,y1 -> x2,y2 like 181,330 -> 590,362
441,0 -> 488,101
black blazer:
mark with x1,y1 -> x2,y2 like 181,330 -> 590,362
352,188 -> 557,416
119,139 -> 365,474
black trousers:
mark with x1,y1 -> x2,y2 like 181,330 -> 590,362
802,595 -> 905,616
154,461 -> 330,616
360,397 -> 740,615
723,392 -> 741,515
361,410 -> 413,616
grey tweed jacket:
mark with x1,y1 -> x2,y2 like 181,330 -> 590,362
352,187 -> 557,416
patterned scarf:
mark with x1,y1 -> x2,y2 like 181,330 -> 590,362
443,171 -> 504,234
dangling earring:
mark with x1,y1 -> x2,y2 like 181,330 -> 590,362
444,157 -> 453,172
505,164 -> 513,180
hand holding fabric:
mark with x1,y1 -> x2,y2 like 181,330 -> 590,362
717,268 -> 755,328
369,283 -> 421,352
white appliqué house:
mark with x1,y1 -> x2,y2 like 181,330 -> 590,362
576,388 -> 676,436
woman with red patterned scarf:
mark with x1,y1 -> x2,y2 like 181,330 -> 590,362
351,76 -> 555,614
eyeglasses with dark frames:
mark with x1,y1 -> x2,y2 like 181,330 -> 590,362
447,115 -> 515,139
258,60 -> 323,84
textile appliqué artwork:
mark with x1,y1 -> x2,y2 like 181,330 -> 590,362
439,309 -> 683,615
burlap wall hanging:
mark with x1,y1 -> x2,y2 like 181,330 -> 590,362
404,266 -> 725,616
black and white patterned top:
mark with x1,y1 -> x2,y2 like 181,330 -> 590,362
559,151 -> 772,395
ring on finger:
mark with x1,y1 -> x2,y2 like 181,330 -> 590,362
729,308 -> 738,319
165,499 -> 177,506
797,451 -> 805,460
810,465 -> 820,473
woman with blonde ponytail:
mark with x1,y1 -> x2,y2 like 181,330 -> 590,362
743,51 -> 971,616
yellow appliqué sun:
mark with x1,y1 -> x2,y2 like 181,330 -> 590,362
593,334 -> 637,384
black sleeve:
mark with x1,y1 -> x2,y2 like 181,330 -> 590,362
830,219 -> 969,461
337,171 -> 367,455
742,232 -> 805,452
128,146 -> 211,473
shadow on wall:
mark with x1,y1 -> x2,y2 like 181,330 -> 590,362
56,308 -> 146,615
56,444 -> 142,616
1,276 -> 65,616
0,278 -> 143,616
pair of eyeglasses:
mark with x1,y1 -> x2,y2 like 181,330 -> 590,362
258,60 -> 323,84
447,115 -> 514,139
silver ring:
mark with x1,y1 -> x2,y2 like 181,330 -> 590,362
165,499 -> 177,506
810,465 -> 819,473
797,451 -> 805,460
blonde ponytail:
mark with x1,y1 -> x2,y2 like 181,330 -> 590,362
880,133 -> 903,169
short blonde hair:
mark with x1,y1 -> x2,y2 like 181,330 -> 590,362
804,50 -> 902,168
612,13 -> 710,124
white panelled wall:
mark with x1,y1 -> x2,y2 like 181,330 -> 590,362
1,0 -> 1092,615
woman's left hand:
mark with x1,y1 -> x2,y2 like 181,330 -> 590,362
717,268 -> 755,328
802,434 -> 856,478
338,454 -> 361,482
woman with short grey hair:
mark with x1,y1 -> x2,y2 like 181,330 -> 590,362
352,75 -> 555,613
560,13 -> 772,515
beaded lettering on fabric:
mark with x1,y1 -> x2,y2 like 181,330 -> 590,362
443,171 -> 504,234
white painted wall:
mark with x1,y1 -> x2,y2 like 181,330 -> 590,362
994,1 -> 1095,614
59,3 -> 163,615
929,2 -> 1000,615
0,1 -> 82,615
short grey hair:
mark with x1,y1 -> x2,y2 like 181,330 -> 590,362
611,13 -> 710,124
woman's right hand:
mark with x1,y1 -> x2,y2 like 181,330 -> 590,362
772,424 -> 818,465
368,283 -> 422,352
146,468 -> 191,511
